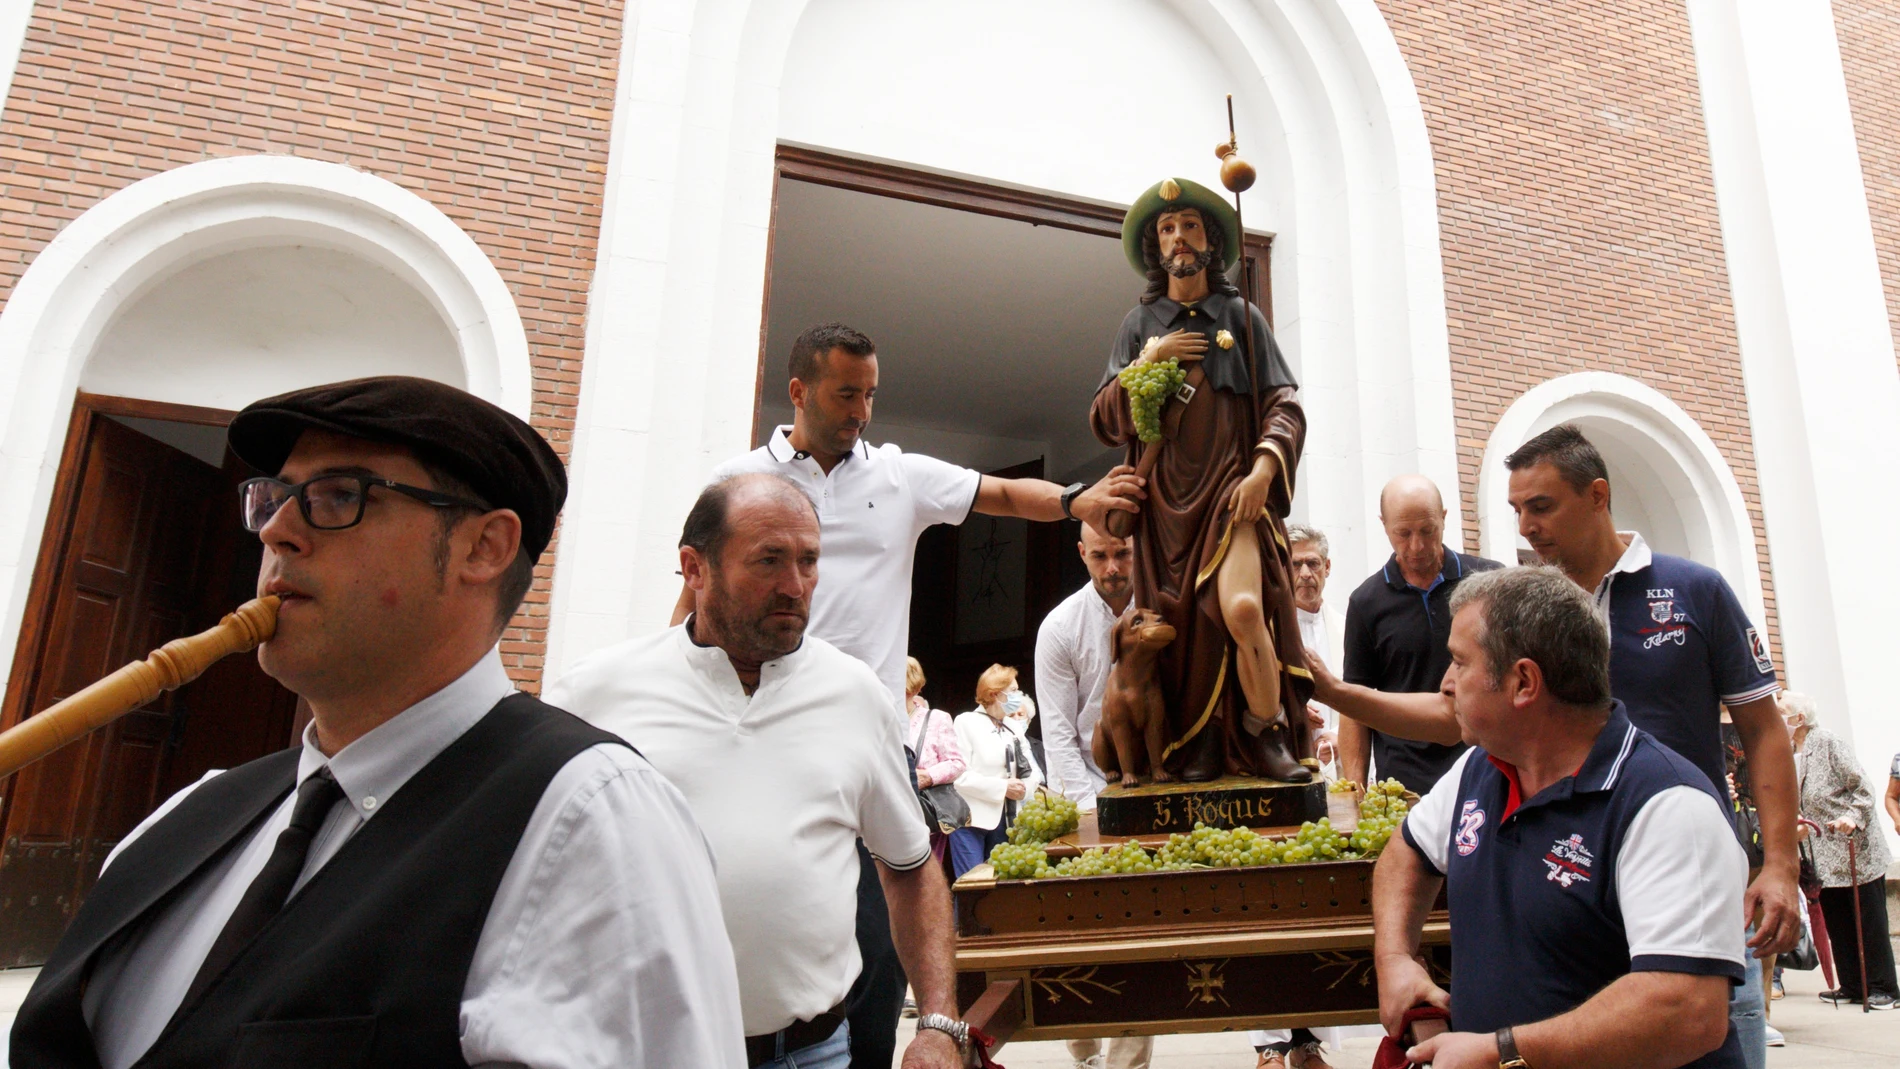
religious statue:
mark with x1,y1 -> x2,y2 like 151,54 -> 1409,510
1089,175 -> 1314,784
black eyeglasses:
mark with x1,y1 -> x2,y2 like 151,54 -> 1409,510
239,475 -> 490,533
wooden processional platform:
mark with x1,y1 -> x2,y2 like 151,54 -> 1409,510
952,788 -> 1451,1058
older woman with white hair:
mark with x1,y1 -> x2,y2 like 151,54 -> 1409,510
1784,692 -> 1897,1009
950,665 -> 1042,879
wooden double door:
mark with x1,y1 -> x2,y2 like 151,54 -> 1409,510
0,396 -> 299,966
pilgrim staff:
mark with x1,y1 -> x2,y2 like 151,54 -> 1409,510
11,376 -> 745,1069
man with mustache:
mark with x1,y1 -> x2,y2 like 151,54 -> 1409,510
678,320 -> 1145,1068
549,474 -> 962,1069
1091,177 -> 1312,784
11,377 -> 744,1068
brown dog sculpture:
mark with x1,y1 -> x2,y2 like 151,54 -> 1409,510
1093,608 -> 1178,788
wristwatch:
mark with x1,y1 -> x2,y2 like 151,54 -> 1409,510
1496,1026 -> 1529,1069
1059,481 -> 1087,521
916,1012 -> 969,1049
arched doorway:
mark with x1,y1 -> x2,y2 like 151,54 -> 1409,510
551,0 -> 1462,668
1476,372 -> 1768,626
0,155 -> 531,963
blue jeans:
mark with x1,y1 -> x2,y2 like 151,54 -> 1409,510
756,1020 -> 851,1069
1731,935 -> 1765,1069
949,823 -> 1008,879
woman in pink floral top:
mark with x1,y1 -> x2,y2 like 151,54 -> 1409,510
906,657 -> 966,862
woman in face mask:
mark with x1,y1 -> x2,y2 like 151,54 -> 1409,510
1000,687 -> 1046,787
949,665 -> 1044,879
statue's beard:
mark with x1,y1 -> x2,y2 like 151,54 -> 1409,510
1163,245 -> 1216,278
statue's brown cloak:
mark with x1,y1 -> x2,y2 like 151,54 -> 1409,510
1091,292 -> 1313,777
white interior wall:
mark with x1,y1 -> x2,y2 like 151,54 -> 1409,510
554,0 -> 1460,668
85,245 -> 463,412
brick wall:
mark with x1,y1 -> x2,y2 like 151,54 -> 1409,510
1376,0 -> 1783,655
1834,1 -> 1900,372
0,0 -> 624,690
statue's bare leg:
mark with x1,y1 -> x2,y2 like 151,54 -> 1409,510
1217,520 -> 1311,783
1216,520 -> 1280,728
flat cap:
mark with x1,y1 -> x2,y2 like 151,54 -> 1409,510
229,376 -> 566,560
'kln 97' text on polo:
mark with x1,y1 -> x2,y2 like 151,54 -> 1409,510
1400,702 -> 1747,1069
1592,533 -> 1778,794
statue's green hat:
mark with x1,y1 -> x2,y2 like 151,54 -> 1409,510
1121,177 -> 1241,276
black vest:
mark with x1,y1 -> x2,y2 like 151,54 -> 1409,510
11,694 -> 625,1069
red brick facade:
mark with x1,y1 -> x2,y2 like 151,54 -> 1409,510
1834,0 -> 1900,372
0,0 -> 624,689
1376,0 -> 1783,652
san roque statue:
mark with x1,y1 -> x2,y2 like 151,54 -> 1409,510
1089,176 -> 1314,786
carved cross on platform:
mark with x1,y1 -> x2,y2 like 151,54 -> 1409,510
1184,960 -> 1230,1007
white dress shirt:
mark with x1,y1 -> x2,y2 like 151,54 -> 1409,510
710,426 -> 981,704
1034,583 -> 1119,808
953,711 -> 1044,831
1298,601 -> 1347,732
82,648 -> 745,1069
545,624 -> 931,1037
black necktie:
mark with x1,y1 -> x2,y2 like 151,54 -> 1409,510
179,771 -> 345,1011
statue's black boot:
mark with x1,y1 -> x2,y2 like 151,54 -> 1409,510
1177,725 -> 1224,782
1253,721 -> 1313,784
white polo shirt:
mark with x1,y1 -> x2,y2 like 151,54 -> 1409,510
544,624 -> 932,1036
710,426 -> 982,704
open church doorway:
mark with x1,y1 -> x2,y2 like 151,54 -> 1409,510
756,147 -> 1271,729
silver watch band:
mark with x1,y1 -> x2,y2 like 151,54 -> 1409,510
915,1012 -> 969,1048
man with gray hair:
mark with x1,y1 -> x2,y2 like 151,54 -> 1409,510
1284,523 -> 1345,773
1375,566 -> 1747,1069
549,473 -> 964,1069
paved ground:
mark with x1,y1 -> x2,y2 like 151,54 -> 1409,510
0,952 -> 1888,1065
898,944 -> 1899,1067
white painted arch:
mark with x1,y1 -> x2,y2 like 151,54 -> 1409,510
553,0 -> 1461,670
0,154 -> 532,698
1477,372 -> 1767,626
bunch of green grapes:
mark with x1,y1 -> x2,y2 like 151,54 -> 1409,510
1349,779 -> 1411,858
987,840 -> 1056,880
1278,818 -> 1350,863
1116,358 -> 1188,443
1007,793 -> 1080,845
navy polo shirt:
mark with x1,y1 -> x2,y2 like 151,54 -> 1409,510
1595,534 -> 1778,794
1343,547 -> 1502,792
1401,703 -> 1747,1067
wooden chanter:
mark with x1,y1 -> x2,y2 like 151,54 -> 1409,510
0,596 -> 280,780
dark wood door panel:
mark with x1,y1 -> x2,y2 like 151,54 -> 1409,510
0,411 -> 286,964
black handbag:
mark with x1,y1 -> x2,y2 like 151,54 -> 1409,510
908,711 -> 970,834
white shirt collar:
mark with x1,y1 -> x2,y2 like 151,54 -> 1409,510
1088,586 -> 1125,620
1607,531 -> 1652,576
295,646 -> 517,817
1591,531 -> 1652,613
764,424 -> 870,465
672,617 -> 805,695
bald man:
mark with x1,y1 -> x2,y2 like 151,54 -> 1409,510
1337,476 -> 1502,792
